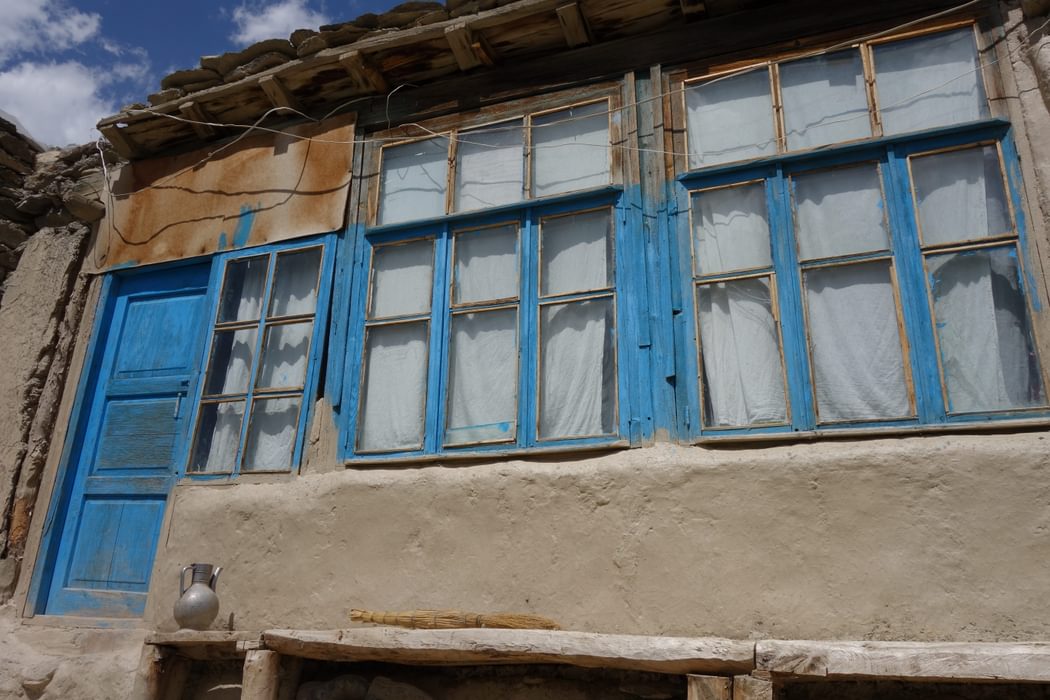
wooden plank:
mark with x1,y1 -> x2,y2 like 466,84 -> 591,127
242,649 -> 282,700
446,23 -> 482,71
733,675 -> 771,700
755,640 -> 1050,682
687,674 -> 732,700
680,0 -> 708,17
259,75 -> 301,113
99,125 -> 140,160
339,50 -> 388,94
262,628 -> 755,675
557,3 -> 592,47
178,101 -> 216,138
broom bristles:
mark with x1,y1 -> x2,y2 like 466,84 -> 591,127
350,608 -> 561,630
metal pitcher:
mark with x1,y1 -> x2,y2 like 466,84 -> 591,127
173,563 -> 222,630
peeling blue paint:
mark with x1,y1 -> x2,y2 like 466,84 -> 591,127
231,205 -> 259,248
108,260 -> 139,270
217,232 -> 228,251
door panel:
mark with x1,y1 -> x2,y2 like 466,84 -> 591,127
44,263 -> 210,617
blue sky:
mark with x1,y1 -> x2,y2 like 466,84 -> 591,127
0,0 -> 402,147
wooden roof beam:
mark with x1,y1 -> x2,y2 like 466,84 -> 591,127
445,22 -> 497,71
556,3 -> 592,48
179,101 -> 218,139
99,124 -> 141,160
339,50 -> 388,94
259,75 -> 302,114
680,0 -> 707,18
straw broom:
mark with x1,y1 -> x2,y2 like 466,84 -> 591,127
350,608 -> 561,630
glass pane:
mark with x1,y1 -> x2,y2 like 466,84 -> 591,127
911,145 -> 1010,246
875,28 -> 988,135
358,322 -> 429,451
532,102 -> 610,197
540,209 -> 613,296
454,224 -> 519,304
378,137 -> 448,225
218,255 -> 267,323
445,309 -> 518,445
692,182 -> 772,275
369,239 -> 434,318
794,164 -> 889,260
804,261 -> 911,422
685,69 -> 776,168
928,247 -> 1045,413
269,248 -> 321,317
243,397 -> 301,472
257,321 -> 312,389
204,327 -> 258,396
455,120 -> 524,212
780,49 -> 871,150
697,277 -> 787,427
189,401 -> 245,472
539,298 -> 616,439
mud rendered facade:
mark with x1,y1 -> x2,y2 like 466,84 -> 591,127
3,0 -> 1050,697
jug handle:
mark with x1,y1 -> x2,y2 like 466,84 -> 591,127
210,566 -> 223,591
179,565 -> 192,597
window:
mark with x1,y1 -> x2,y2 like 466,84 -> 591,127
344,92 -> 628,458
189,243 -> 330,473
674,25 -> 1048,436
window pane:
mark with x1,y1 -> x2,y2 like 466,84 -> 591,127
455,120 -> 524,212
928,247 -> 1045,413
269,248 -> 321,317
189,401 -> 245,472
875,28 -> 988,135
243,397 -> 301,472
532,102 -> 610,197
804,261 -> 911,422
540,209 -> 613,296
369,240 -> 434,318
358,322 -> 429,451
692,183 -> 772,275
911,145 -> 1010,246
445,309 -> 518,445
379,137 -> 448,225
204,327 -> 257,396
780,50 -> 871,150
218,255 -> 267,323
685,69 -> 776,168
794,164 -> 889,260
539,298 -> 616,439
454,224 -> 519,304
257,321 -> 312,389
697,277 -> 787,427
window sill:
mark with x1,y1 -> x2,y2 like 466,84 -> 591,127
344,439 -> 631,468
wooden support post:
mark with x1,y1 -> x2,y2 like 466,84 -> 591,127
687,674 -> 732,700
339,50 -> 388,94
179,101 -> 217,138
259,75 -> 302,114
556,2 -> 592,48
242,649 -> 282,700
99,124 -> 140,160
679,0 -> 707,18
733,675 -> 772,700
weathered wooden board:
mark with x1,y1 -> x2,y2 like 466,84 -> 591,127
262,628 -> 755,675
687,674 -> 732,700
242,649 -> 282,700
756,640 -> 1050,682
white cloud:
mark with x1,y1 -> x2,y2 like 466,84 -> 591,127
0,0 -> 101,64
0,61 -> 114,146
230,0 -> 330,45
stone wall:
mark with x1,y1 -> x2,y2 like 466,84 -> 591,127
0,116 -> 42,296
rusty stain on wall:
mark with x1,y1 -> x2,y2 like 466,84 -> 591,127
89,113 -> 356,272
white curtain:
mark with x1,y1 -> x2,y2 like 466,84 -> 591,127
218,256 -> 266,322
692,183 -> 772,275
454,225 -> 518,304
780,50 -> 871,150
446,310 -> 518,445
193,401 -> 245,472
912,145 -> 1010,246
929,248 -> 1045,413
359,322 -> 429,451
257,321 -> 311,389
243,397 -> 300,471
532,102 -> 610,197
541,210 -> 611,296
379,137 -> 448,225
805,262 -> 910,421
205,327 -> 257,396
686,69 -> 776,168
874,28 -> 988,135
270,248 -> 320,316
370,240 -> 434,318
793,164 -> 889,260
697,278 -> 786,426
539,299 -> 615,438
455,121 -> 524,212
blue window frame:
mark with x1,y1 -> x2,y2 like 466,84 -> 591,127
671,25 -> 1049,438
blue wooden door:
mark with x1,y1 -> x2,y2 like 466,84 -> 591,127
44,263 -> 210,617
